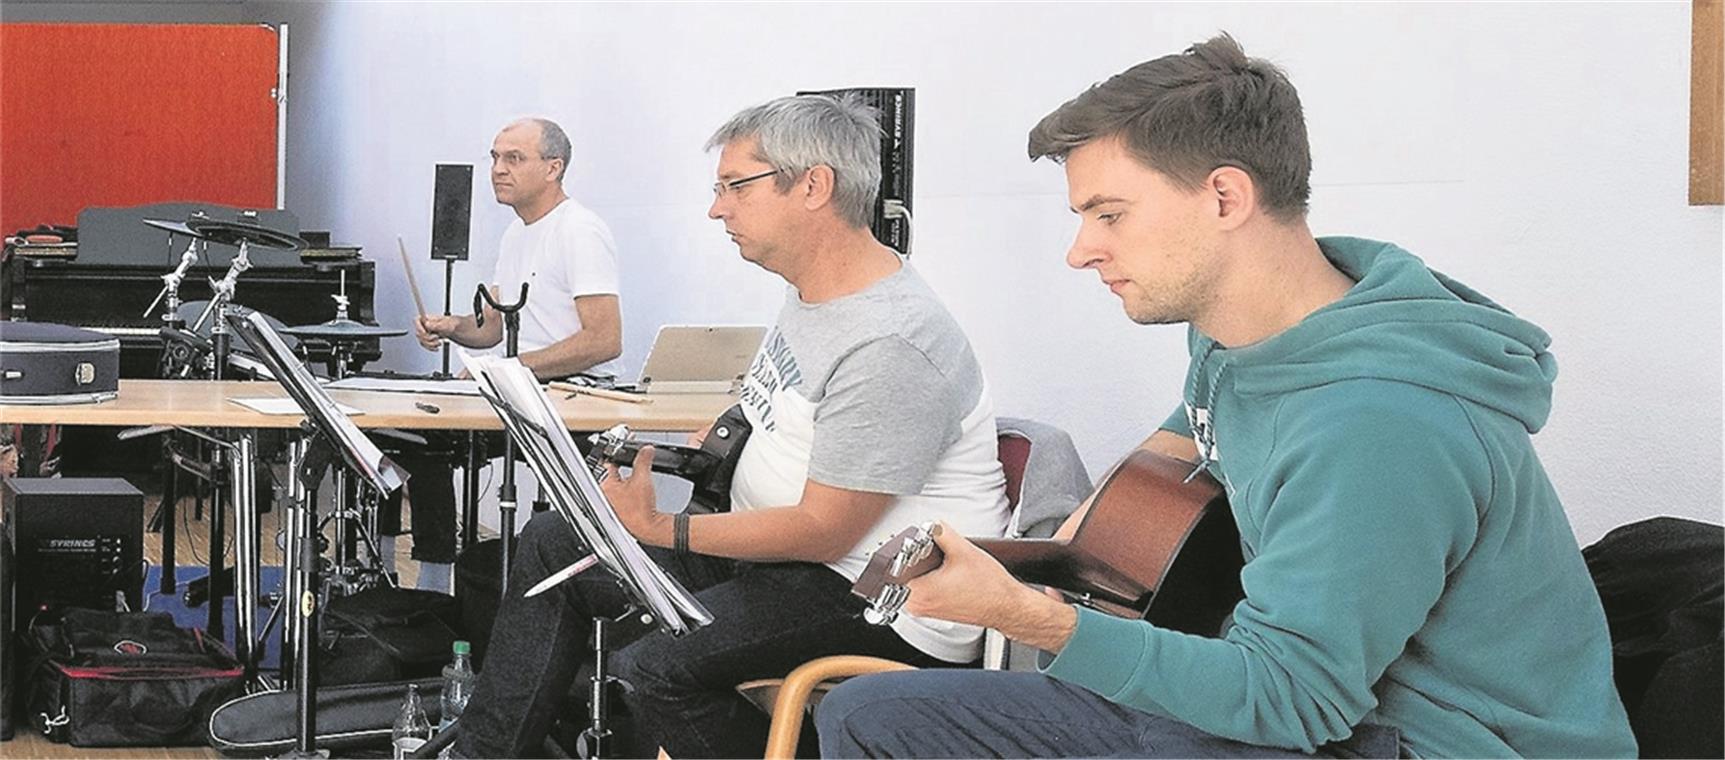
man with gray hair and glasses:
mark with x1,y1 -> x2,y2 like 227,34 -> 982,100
453,95 -> 1010,758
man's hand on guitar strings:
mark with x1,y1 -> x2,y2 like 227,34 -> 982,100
902,522 -> 1080,653
601,444 -> 672,547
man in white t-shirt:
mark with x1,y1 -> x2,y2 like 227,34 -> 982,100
454,96 -> 1010,759
383,117 -> 622,590
416,116 -> 622,381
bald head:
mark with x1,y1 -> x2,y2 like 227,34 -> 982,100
503,117 -> 572,182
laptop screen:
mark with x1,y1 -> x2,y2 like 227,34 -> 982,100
637,325 -> 768,391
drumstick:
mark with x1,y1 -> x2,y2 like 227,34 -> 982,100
548,381 -> 653,405
397,236 -> 428,318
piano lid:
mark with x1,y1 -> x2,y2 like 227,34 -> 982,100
77,202 -> 303,269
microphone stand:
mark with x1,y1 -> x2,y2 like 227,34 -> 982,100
473,283 -> 529,596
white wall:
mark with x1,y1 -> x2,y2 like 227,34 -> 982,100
220,1 -> 1722,543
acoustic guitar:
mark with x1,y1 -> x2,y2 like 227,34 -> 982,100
852,449 -> 1245,637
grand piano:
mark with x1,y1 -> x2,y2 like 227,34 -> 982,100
2,203 -> 379,379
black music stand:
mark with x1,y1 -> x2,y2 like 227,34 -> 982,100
227,308 -> 406,758
463,354 -> 712,757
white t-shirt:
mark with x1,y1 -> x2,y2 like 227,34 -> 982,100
730,264 -> 1010,663
490,198 -> 623,378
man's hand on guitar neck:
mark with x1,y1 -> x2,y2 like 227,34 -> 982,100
903,522 -> 1080,654
1053,429 -> 1199,541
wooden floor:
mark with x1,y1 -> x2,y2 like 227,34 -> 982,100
5,485 -> 438,759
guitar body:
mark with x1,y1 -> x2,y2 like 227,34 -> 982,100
855,450 -> 1245,638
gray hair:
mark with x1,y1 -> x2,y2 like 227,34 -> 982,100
1028,33 -> 1311,222
706,95 -> 882,229
512,117 -> 572,182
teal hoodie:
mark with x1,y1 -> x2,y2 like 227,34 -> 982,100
1041,237 -> 1636,758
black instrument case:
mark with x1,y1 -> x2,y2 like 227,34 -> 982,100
0,322 -> 120,404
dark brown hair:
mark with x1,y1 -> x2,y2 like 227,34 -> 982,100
1028,33 -> 1312,221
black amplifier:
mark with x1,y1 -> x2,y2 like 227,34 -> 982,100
798,86 -> 915,256
2,478 -> 142,628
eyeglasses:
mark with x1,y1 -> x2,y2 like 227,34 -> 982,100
711,170 -> 779,198
489,150 -> 548,168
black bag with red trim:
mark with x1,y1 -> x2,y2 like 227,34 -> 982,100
21,608 -> 244,746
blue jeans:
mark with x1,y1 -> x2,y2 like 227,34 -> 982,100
456,511 -> 946,758
817,670 -> 1402,758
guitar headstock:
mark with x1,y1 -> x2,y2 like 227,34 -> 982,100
850,522 -> 944,625
585,424 -> 634,479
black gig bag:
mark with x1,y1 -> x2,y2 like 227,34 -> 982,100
206,677 -> 442,757
0,322 -> 119,404
22,609 -> 244,746
320,587 -> 461,686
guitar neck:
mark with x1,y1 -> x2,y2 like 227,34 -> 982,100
972,537 -> 1148,610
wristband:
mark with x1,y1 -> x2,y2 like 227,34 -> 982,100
674,511 -> 691,555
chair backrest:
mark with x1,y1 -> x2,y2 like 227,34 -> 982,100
997,431 -> 1032,514
1584,516 -> 1723,758
995,418 -> 1091,539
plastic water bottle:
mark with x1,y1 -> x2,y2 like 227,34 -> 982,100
439,640 -> 475,733
392,683 -> 432,759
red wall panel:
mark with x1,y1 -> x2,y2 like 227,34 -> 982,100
0,23 -> 279,233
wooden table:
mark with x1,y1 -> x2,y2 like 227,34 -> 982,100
0,379 -> 736,432
0,379 -> 735,675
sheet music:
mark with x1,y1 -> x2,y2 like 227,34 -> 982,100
461,352 -> 713,636
325,376 -> 482,396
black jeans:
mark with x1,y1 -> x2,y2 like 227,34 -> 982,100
375,439 -> 461,563
456,510 -> 946,759
375,431 -> 508,564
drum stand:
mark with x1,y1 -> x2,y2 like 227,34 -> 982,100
322,469 -> 393,596
303,275 -> 400,595
474,282 -> 530,596
149,234 -> 257,648
137,214 -> 310,683
142,220 -> 212,585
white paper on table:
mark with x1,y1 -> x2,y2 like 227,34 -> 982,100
324,376 -> 483,396
228,397 -> 364,416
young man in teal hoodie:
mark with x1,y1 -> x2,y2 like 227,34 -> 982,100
816,33 -> 1637,759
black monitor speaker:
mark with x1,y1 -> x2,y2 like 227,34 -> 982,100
798,87 -> 915,256
431,163 -> 474,261
2,478 -> 143,629
2,517 -> 11,741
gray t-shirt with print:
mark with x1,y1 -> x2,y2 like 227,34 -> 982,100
737,263 -> 985,494
730,261 -> 1010,662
